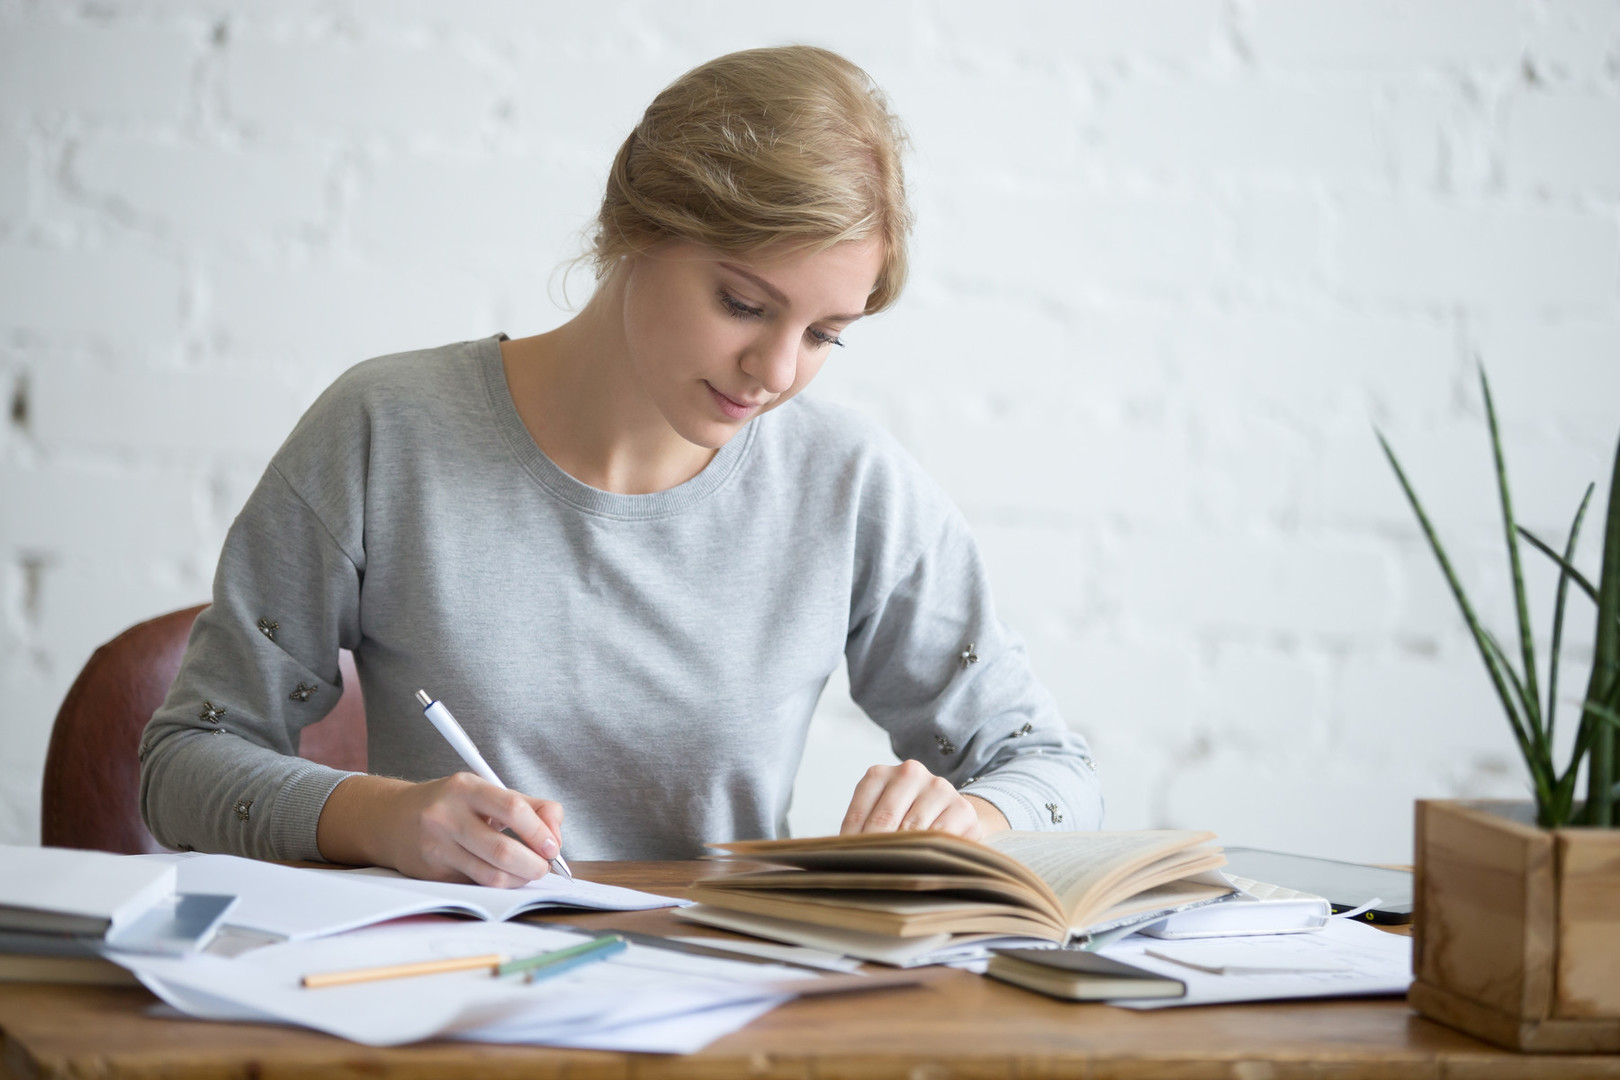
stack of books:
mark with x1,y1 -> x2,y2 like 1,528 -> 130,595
1,845 -> 174,985
679,829 -> 1233,965
0,845 -> 239,985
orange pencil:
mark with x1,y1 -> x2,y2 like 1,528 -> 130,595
301,952 -> 506,989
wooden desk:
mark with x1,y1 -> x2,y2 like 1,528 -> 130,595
2,861 -> 1616,1079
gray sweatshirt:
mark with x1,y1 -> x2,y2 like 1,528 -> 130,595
139,335 -> 1103,861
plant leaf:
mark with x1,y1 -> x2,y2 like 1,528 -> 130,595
1481,628 -> 1556,802
1581,699 -> 1620,733
1560,675 -> 1620,788
1545,484 -> 1596,746
1583,431 -> 1620,826
1479,366 -> 1545,749
1519,528 -> 1600,603
1377,430 -> 1538,778
1520,527 -> 1620,648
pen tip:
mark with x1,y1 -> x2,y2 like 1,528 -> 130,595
414,689 -> 432,708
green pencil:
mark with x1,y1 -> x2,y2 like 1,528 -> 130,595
497,934 -> 627,983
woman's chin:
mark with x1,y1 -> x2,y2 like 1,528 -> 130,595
675,421 -> 742,452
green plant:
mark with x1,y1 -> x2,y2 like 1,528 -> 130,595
1377,366 -> 1620,828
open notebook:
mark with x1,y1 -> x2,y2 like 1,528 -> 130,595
142,853 -> 685,942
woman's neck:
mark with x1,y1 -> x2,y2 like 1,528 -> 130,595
500,283 -> 718,495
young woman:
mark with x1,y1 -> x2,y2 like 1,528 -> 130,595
139,45 -> 1103,886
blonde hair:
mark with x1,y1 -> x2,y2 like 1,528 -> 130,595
592,46 -> 911,314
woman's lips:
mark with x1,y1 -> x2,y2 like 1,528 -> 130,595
708,382 -> 765,420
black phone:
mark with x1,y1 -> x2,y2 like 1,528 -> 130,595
1219,846 -> 1414,926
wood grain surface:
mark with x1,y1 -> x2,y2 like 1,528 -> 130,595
1414,799 -> 1555,1021
3,860 -> 1618,1080
1555,826 -> 1620,1018
1412,800 -> 1620,1051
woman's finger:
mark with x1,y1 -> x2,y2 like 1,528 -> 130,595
928,794 -> 982,840
464,784 -> 560,861
436,836 -> 533,888
896,777 -> 966,832
839,764 -> 895,834
461,823 -> 550,884
847,760 -> 935,834
526,799 -> 566,858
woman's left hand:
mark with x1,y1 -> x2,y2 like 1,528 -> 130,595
840,759 -> 1010,840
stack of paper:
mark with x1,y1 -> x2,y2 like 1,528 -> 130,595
118,918 -> 840,1052
58,852 -> 873,1051
1137,875 -> 1333,938
1099,918 -> 1413,1008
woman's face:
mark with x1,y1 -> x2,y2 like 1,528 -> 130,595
619,238 -> 883,450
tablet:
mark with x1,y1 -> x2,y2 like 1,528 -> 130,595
1219,847 -> 1414,925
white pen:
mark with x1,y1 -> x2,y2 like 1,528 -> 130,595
414,688 -> 573,881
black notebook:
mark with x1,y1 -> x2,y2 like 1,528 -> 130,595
986,947 -> 1186,1001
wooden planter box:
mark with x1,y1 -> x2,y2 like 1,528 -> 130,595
1410,799 -> 1620,1052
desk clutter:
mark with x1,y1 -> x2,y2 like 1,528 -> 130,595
2,835 -> 1414,1053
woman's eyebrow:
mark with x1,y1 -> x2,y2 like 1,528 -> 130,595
719,262 -> 865,323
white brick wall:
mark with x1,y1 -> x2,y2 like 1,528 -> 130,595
69,138 -> 332,241
0,22 -> 195,123
3,1 -> 1617,865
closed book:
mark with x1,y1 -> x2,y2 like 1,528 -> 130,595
0,927 -> 141,986
987,948 -> 1186,1001
0,845 -> 176,938
0,953 -> 140,987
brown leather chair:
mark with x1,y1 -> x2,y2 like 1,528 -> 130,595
41,605 -> 367,854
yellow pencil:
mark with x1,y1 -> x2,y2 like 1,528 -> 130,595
301,952 -> 507,989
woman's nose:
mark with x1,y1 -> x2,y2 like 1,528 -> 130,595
742,330 -> 799,395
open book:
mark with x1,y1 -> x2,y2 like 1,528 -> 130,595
692,829 -> 1231,945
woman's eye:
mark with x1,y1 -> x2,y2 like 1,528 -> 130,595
719,291 -> 763,320
719,288 -> 843,348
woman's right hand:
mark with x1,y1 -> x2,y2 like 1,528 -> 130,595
316,773 -> 564,888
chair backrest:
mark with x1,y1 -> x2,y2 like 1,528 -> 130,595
41,605 -> 367,854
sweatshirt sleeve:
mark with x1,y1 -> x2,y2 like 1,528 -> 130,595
843,506 -> 1104,833
139,415 -> 368,861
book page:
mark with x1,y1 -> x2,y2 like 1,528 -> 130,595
696,871 -> 1036,908
716,835 -> 1032,883
333,868 -> 683,920
986,831 -> 1217,922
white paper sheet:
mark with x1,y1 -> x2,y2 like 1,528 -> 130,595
1143,942 -> 1345,974
114,918 -> 818,1051
1100,918 -> 1412,1009
513,998 -> 784,1054
444,938 -> 805,1052
667,935 -> 864,973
